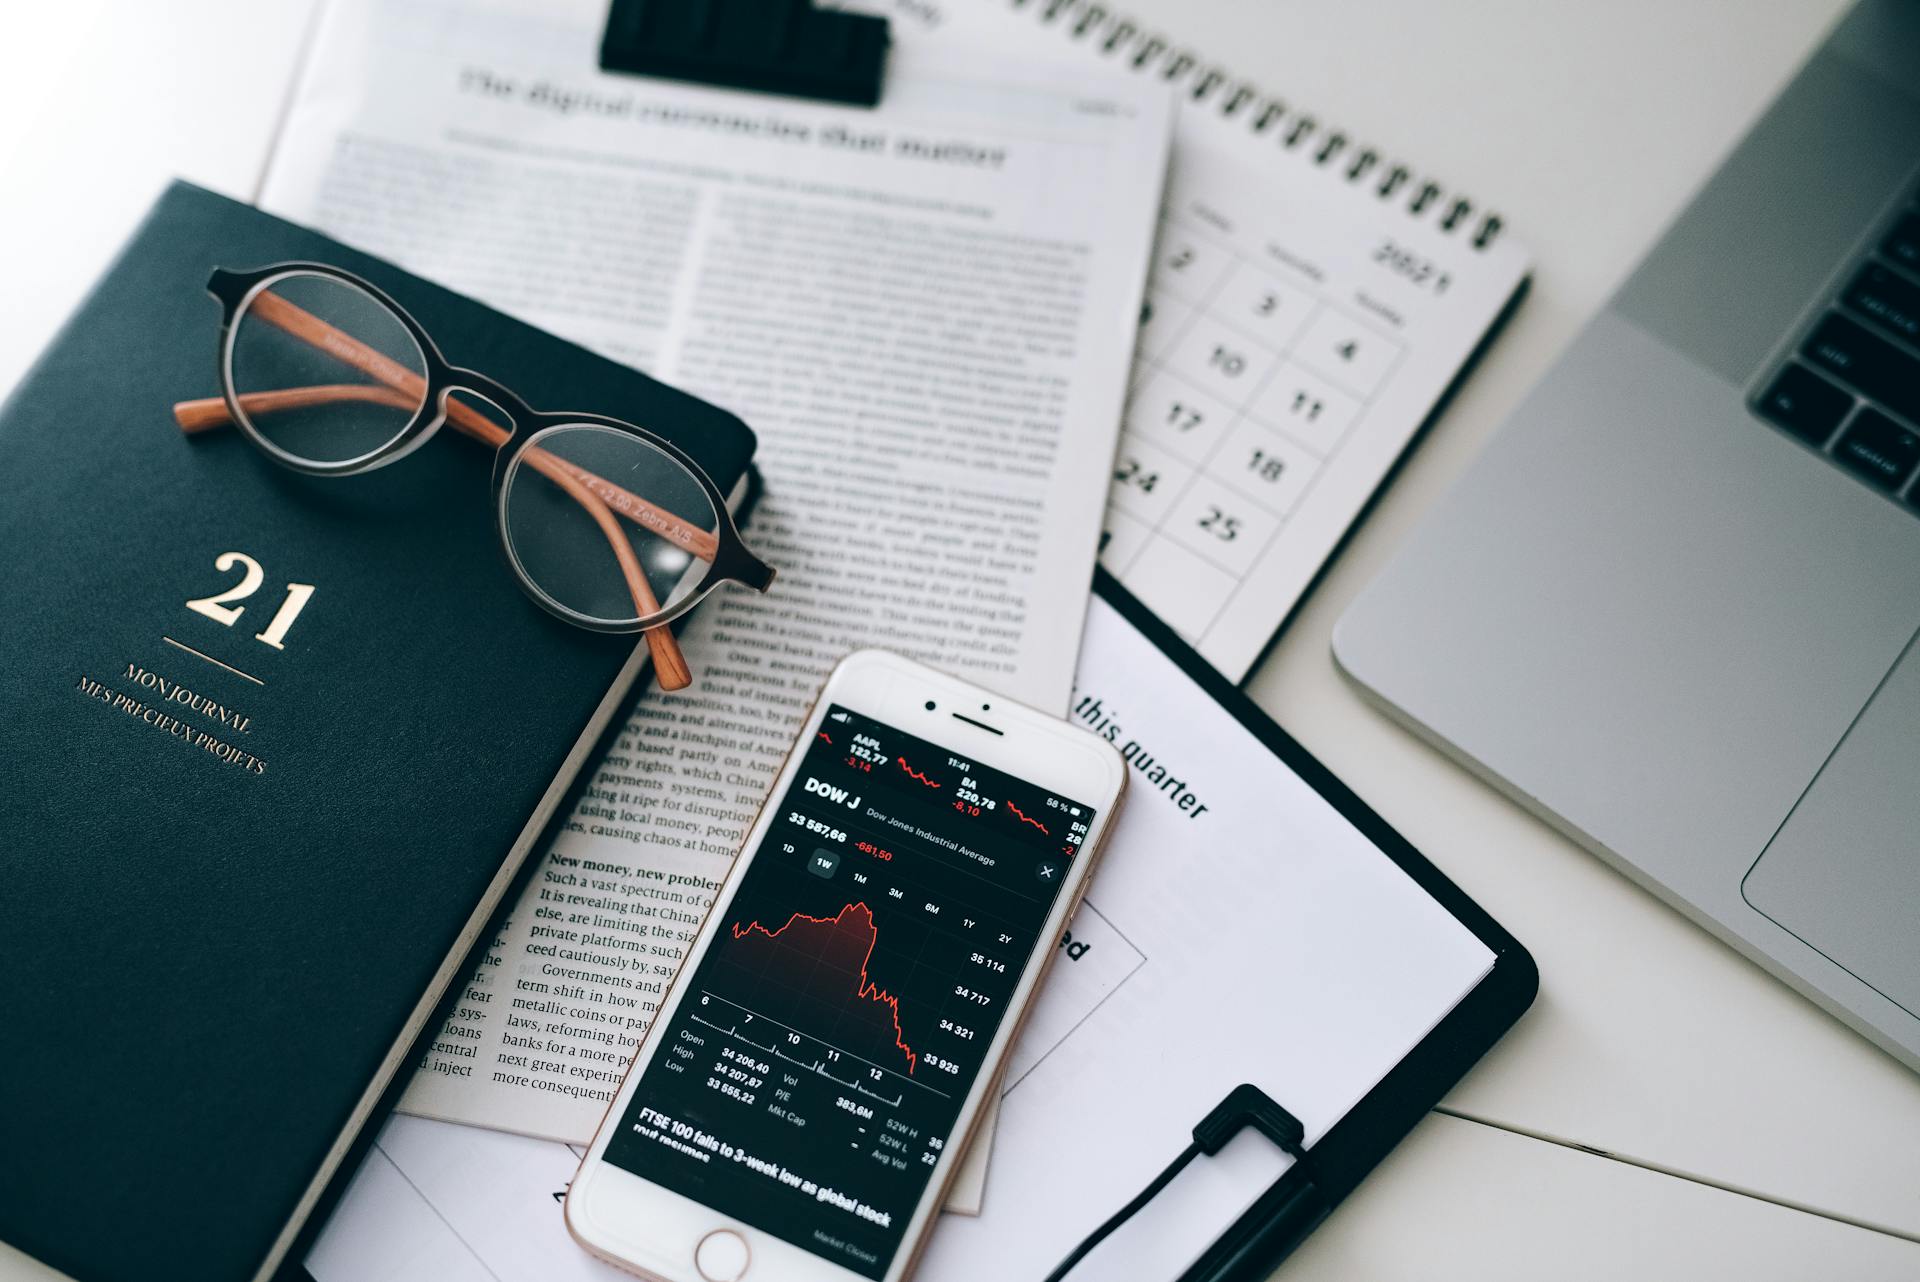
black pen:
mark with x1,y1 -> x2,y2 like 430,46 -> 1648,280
1188,1176 -> 1331,1282
1047,1084 -> 1321,1282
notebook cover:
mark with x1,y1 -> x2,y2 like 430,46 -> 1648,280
0,181 -> 755,1282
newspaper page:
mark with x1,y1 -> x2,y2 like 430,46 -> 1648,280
259,0 -> 1171,1196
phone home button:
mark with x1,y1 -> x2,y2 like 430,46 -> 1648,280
695,1228 -> 750,1282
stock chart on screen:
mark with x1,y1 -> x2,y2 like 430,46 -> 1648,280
604,705 -> 1095,1278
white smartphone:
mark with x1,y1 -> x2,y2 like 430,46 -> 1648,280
567,649 -> 1126,1282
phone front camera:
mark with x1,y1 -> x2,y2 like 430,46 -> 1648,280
925,700 -> 937,711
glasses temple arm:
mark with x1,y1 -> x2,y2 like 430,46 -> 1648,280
173,315 -> 695,690
534,454 -> 693,692
173,288 -> 723,563
174,384 -> 416,431
174,387 -> 695,686
175,387 -> 722,564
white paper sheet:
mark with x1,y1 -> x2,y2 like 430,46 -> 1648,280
877,0 -> 1529,1204
310,595 -> 1494,1280
915,593 -> 1494,1277
261,0 -> 1170,1216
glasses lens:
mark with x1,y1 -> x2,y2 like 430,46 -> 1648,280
501,424 -> 720,628
226,271 -> 428,468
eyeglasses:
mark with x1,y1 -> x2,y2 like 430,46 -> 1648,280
171,262 -> 775,691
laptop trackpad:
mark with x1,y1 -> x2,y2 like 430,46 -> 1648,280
1743,635 -> 1920,1018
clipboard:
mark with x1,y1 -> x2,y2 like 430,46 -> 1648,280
1084,568 -> 1538,1282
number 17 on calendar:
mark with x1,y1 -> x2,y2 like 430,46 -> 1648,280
1100,203 -> 1407,672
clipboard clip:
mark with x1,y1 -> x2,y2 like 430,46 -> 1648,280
600,0 -> 891,107
1043,1084 -> 1319,1282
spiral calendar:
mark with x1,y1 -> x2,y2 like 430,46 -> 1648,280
999,0 -> 1534,679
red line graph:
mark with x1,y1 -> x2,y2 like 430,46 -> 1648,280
817,731 -> 832,744
1005,800 -> 1049,834
729,903 -> 918,1072
897,756 -> 940,788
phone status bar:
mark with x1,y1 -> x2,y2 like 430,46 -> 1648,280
813,706 -> 1095,863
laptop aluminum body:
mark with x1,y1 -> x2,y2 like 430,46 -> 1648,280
1333,0 -> 1920,1070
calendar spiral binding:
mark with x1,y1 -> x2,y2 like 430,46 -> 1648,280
1012,0 -> 1506,250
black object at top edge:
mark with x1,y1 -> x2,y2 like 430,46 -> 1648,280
600,0 -> 889,108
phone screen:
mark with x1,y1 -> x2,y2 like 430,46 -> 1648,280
602,704 -> 1097,1278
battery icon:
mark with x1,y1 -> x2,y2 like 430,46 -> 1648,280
1069,806 -> 1080,816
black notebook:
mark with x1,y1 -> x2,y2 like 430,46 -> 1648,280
0,181 -> 756,1282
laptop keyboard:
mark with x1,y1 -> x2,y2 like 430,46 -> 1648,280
1756,197 -> 1920,506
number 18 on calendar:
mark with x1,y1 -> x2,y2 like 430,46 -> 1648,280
1097,150 -> 1525,680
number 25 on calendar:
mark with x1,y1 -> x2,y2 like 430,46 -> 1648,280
1199,506 -> 1240,542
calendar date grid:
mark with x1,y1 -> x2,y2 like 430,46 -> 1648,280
1103,211 -> 1408,642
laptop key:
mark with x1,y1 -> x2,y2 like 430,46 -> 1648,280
1845,263 -> 1920,346
1833,408 -> 1920,491
1885,212 -> 1920,274
1801,312 -> 1920,424
1756,362 -> 1852,446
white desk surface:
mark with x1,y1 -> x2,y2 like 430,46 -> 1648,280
2,0 -> 1917,1278
1141,0 -> 1920,1248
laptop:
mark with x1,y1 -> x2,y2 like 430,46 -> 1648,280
1332,0 -> 1920,1071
